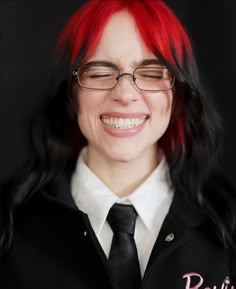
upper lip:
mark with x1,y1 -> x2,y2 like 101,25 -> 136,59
100,112 -> 150,118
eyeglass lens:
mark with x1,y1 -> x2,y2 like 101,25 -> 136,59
77,66 -> 174,91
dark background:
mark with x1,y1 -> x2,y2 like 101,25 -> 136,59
0,1 -> 235,186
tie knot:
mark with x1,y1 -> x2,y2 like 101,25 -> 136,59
107,204 -> 138,235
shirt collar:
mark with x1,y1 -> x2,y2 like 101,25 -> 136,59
71,147 -> 174,236
126,156 -> 174,232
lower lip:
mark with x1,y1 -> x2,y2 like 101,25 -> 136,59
101,119 -> 147,138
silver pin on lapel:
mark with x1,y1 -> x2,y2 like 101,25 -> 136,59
165,233 -> 175,242
224,276 -> 231,285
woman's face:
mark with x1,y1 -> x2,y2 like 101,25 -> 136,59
75,11 -> 173,164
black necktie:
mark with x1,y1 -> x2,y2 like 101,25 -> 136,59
107,204 -> 141,289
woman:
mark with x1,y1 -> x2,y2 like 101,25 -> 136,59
0,1 -> 236,288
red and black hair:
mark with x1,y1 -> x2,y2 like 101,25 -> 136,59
1,1 -> 236,279
54,0 -> 196,157
36,0 -> 223,227
57,0 -> 192,65
44,2 -> 234,269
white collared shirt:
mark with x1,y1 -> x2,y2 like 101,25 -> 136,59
71,148 -> 174,277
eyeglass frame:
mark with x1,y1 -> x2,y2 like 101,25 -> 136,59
72,65 -> 175,92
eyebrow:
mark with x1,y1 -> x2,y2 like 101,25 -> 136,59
139,59 -> 162,66
84,61 -> 118,69
84,59 -> 162,69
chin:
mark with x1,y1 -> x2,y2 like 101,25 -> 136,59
105,147 -> 144,163
111,155 -> 136,163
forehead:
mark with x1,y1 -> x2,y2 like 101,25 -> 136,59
86,11 -> 156,67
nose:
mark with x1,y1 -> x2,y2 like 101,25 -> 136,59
111,73 -> 140,105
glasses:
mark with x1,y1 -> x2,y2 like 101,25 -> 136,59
72,65 -> 175,91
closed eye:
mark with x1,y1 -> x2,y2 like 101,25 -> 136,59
139,74 -> 162,79
89,73 -> 113,79
137,72 -> 163,81
135,67 -> 165,81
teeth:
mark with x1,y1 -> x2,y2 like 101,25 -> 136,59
101,117 -> 147,129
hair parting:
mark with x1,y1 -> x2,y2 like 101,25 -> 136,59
1,0 -> 235,280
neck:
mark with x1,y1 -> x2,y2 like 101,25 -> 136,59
85,145 -> 161,198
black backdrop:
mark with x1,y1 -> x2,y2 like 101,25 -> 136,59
0,1 -> 235,186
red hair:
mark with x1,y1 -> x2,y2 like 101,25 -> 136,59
57,0 -> 193,156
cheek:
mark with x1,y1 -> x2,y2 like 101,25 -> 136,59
150,91 -> 173,117
76,88 -> 109,114
75,91 -> 92,135
76,90 -> 98,122
76,100 -> 96,143
76,89 -> 108,134
76,91 -> 91,114
77,94 -> 95,134
161,92 -> 173,116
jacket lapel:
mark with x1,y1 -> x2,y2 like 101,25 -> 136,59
143,189 -> 206,278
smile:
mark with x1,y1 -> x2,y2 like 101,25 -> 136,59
101,116 -> 148,129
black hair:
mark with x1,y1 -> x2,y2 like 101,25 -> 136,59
1,0 -> 236,282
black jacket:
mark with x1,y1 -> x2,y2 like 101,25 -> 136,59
0,174 -> 234,289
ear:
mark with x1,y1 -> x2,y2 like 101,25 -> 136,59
170,83 -> 184,124
170,85 -> 176,117
172,83 -> 176,95
67,81 -> 79,120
